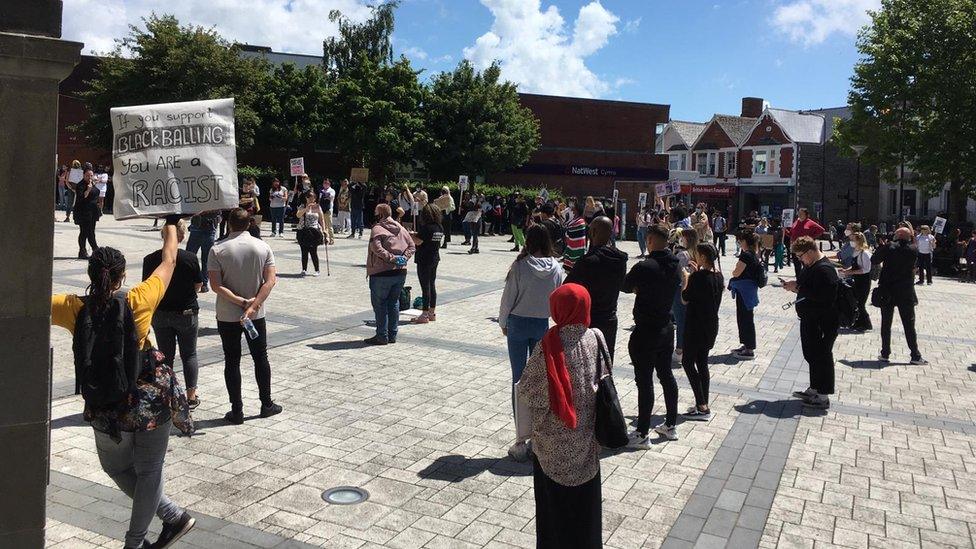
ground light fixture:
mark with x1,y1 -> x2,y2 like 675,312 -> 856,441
321,486 -> 370,505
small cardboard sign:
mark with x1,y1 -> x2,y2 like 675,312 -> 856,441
933,216 -> 947,234
781,208 -> 795,228
289,157 -> 305,177
458,175 -> 469,192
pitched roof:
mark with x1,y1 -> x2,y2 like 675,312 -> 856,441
804,106 -> 851,123
713,115 -> 757,145
767,108 -> 826,144
669,121 -> 707,147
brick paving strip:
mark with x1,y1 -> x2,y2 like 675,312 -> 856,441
47,470 -> 317,548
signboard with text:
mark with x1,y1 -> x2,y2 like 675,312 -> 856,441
458,175 -> 469,192
638,192 -> 648,209
933,216 -> 947,234
289,157 -> 305,177
111,98 -> 238,220
781,208 -> 795,228
350,167 -> 369,183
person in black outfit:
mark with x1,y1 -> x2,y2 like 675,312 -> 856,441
143,220 -> 203,407
784,236 -> 839,408
623,223 -> 681,444
565,217 -> 628,359
730,231 -> 763,360
680,242 -> 724,421
537,205 -> 565,257
348,179 -> 366,239
411,204 -> 444,324
871,228 -> 927,364
510,195 -> 530,252
74,169 -> 101,259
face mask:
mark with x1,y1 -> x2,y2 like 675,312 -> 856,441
845,230 -> 852,236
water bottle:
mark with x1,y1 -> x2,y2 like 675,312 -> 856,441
395,255 -> 408,267
242,317 -> 259,340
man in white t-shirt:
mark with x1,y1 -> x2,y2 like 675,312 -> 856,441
915,225 -> 936,285
319,179 -> 336,245
208,208 -> 281,424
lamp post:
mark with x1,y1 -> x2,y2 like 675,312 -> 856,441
850,145 -> 867,222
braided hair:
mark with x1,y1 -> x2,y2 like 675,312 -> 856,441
86,247 -> 126,317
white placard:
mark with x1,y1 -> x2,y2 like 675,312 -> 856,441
458,175 -> 469,192
111,98 -> 239,220
539,188 -> 549,201
612,189 -> 619,203
655,183 -> 668,197
933,216 -> 947,234
68,168 -> 83,184
289,157 -> 305,177
781,208 -> 795,228
638,192 -> 648,209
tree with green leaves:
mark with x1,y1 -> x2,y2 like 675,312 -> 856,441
77,15 -> 270,151
322,1 -> 397,80
835,0 -> 976,222
420,60 -> 540,181
254,63 -> 329,151
327,53 -> 425,181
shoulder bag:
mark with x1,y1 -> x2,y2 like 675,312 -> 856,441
593,334 -> 629,449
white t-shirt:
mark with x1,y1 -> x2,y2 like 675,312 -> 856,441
269,188 -> 287,208
916,234 -> 935,254
854,249 -> 872,273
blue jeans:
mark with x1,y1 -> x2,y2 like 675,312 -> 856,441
351,208 -> 364,236
506,314 -> 549,411
185,230 -> 215,284
270,207 -> 285,235
636,227 -> 647,255
369,273 -> 406,341
672,287 -> 687,350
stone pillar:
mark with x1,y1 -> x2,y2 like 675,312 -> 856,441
0,2 -> 81,546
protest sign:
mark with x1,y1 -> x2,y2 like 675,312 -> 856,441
655,183 -> 668,197
668,181 -> 681,195
933,216 -> 947,234
289,157 -> 305,177
781,208 -> 795,228
638,192 -> 647,209
458,175 -> 469,192
110,98 -> 238,220
350,167 -> 369,183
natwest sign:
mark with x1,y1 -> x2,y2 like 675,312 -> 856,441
681,184 -> 736,197
571,165 -> 617,177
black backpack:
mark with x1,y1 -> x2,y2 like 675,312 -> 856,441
72,295 -> 140,410
835,278 -> 859,327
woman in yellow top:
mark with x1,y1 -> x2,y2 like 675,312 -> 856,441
51,218 -> 195,549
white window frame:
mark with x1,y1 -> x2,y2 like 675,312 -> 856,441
753,149 -> 768,175
707,152 -> 717,176
751,147 -> 779,176
669,154 -> 681,171
697,152 -> 708,175
724,149 -> 737,178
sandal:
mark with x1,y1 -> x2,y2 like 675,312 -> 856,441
412,312 -> 430,324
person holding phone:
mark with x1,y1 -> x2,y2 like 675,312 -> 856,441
207,209 -> 281,425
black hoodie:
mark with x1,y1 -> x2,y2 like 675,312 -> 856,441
623,249 -> 680,331
565,244 -> 629,321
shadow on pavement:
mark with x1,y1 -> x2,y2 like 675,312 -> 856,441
840,359 -> 892,369
416,454 -> 531,481
308,340 -> 369,352
51,413 -> 86,430
734,399 -> 827,419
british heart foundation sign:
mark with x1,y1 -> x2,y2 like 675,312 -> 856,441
111,98 -> 239,220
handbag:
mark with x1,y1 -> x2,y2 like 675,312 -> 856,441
593,335 -> 629,449
870,286 -> 891,308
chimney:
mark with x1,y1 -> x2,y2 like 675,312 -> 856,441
741,97 -> 764,118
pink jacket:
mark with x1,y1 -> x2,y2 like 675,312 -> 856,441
366,217 -> 416,276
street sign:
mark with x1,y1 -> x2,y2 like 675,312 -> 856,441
933,216 -> 947,234
289,157 -> 305,177
458,175 -> 469,192
110,98 -> 238,220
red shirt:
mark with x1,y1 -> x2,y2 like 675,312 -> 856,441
790,218 -> 825,241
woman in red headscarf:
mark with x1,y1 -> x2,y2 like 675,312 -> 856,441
517,283 -> 605,548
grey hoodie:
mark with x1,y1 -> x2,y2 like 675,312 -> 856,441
498,256 -> 564,329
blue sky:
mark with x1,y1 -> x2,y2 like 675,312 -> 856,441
65,0 -> 878,122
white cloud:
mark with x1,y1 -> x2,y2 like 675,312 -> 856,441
772,0 -> 880,46
402,46 -> 429,60
623,17 -> 641,34
62,0 -> 374,55
462,0 -> 620,98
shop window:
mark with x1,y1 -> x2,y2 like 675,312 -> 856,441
753,150 -> 767,175
697,153 -> 708,175
725,151 -> 737,177
707,153 -> 717,176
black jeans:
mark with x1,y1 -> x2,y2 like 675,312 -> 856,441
681,344 -> 710,408
735,295 -> 756,350
852,274 -> 872,330
416,261 -> 439,309
441,212 -> 452,246
628,324 -> 678,433
217,318 -> 273,411
300,244 -> 320,272
533,456 -> 601,549
713,232 -> 726,255
880,302 -> 921,360
78,219 -> 98,252
799,312 -> 838,394
152,311 -> 200,390
917,253 -> 933,283
591,316 -> 618,361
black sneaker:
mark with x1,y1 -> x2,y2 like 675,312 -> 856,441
510,246 -> 520,252
224,410 -> 244,425
260,402 -> 283,418
152,512 -> 195,549
364,335 -> 388,346
78,250 -> 89,260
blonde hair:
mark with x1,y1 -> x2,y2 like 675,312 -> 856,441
851,232 -> 868,251
71,159 -> 81,168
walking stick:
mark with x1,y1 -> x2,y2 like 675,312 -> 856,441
324,235 -> 332,276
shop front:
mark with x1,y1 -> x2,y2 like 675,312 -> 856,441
737,184 -> 794,224
680,184 -> 737,218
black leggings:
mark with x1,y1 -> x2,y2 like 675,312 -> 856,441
78,220 -> 98,251
681,345 -> 711,408
735,294 -> 756,349
417,261 -> 438,309
300,244 -> 320,272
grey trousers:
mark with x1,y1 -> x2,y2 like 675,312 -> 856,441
93,421 -> 183,547
152,310 -> 200,389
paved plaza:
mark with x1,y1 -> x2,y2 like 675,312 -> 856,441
46,219 -> 976,549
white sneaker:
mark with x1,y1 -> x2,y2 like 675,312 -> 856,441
312,271 -> 320,277
301,270 -> 307,276
654,424 -> 678,441
507,440 -> 531,462
627,430 -> 650,449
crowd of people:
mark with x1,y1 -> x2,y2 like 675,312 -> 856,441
50,161 -> 971,547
